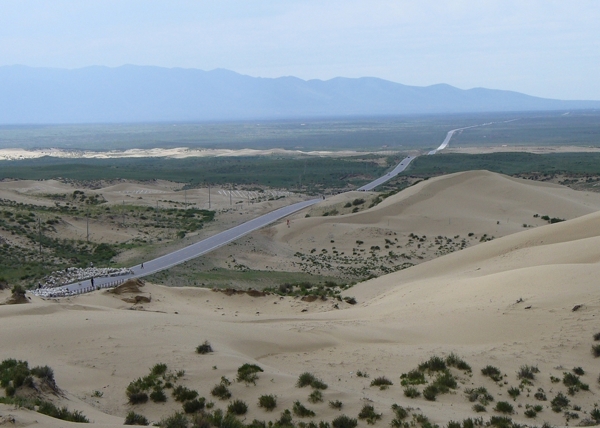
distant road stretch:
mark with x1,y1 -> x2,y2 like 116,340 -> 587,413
357,156 -> 414,191
45,156 -> 413,296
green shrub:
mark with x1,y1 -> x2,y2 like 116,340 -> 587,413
237,363 -> 263,385
594,332 -> 600,341
196,341 -> 213,354
465,387 -> 493,405
423,384 -> 439,401
400,369 -> 426,386
432,370 -> 457,392
258,394 -> 277,411
370,376 -> 393,388
590,407 -> 600,422
183,398 -> 205,414
332,415 -> 358,428
445,353 -> 471,372
488,416 -> 514,428
391,404 -> 408,420
151,363 -> 168,376
227,399 -> 248,415
159,412 -> 189,428
418,356 -> 446,373
550,392 -> 569,412
472,404 -> 486,413
30,365 -> 55,385
517,365 -> 539,380
38,401 -> 89,423
293,401 -> 315,418
481,366 -> 502,382
150,388 -> 167,403
573,367 -> 585,375
277,409 -> 293,426
124,411 -> 150,425
534,388 -> 547,401
358,404 -> 381,425
507,387 -> 520,400
172,386 -> 198,402
308,390 -> 323,403
403,386 -> 420,398
126,382 -> 149,405
356,370 -> 369,378
329,400 -> 343,410
297,372 -> 327,389
211,383 -> 231,400
494,402 -> 514,414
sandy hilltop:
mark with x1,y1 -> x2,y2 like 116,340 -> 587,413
2,171 -> 600,427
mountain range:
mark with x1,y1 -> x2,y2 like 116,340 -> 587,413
1,65 -> 599,124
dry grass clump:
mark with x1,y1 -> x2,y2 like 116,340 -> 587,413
550,392 -> 570,412
445,353 -> 472,372
494,401 -> 514,414
403,386 -> 420,398
418,355 -> 446,373
308,390 -> 324,403
183,398 -> 205,414
465,387 -> 494,406
172,385 -> 198,402
329,400 -> 343,410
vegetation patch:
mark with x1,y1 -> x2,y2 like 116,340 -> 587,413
237,363 -> 263,385
358,404 -> 382,425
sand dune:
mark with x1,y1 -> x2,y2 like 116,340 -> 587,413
2,171 -> 600,426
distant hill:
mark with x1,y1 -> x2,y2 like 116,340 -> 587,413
0,65 -> 599,124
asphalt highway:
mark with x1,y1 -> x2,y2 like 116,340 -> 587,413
49,155 -> 414,295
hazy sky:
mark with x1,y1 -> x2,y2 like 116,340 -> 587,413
2,1 -> 599,100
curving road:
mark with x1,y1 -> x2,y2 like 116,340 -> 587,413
49,156 -> 413,296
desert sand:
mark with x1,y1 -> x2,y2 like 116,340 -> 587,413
2,171 -> 600,427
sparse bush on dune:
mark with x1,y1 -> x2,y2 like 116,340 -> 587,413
592,344 -> 600,358
594,332 -> 600,341
332,415 -> 358,428
293,401 -> 315,418
158,411 -> 189,428
517,365 -> 539,380
465,387 -> 493,405
172,385 -> 198,402
423,384 -> 439,401
507,387 -> 520,400
472,404 -> 486,413
151,388 -> 167,403
494,401 -> 514,414
151,363 -> 168,376
211,383 -> 232,400
391,404 -> 408,420
227,399 -> 248,415
481,366 -> 503,382
125,411 -> 150,425
370,376 -> 393,389
37,401 -> 89,423
196,341 -> 213,355
573,367 -> 585,375
258,394 -> 277,411
418,356 -> 446,373
309,390 -> 324,403
358,404 -> 381,425
297,372 -> 328,390
183,398 -> 205,414
329,400 -> 343,410
400,369 -> 426,386
445,353 -> 471,372
237,363 -> 263,385
403,386 -> 420,398
550,392 -> 570,412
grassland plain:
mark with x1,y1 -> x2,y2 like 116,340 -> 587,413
4,110 -> 599,153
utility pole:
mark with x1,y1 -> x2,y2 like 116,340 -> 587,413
208,184 -> 211,209
229,185 -> 232,206
38,217 -> 42,256
122,200 -> 125,227
184,189 -> 187,207
86,212 -> 89,242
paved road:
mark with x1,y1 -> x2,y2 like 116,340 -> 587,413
61,198 -> 322,294
43,156 -> 415,296
357,156 -> 414,191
